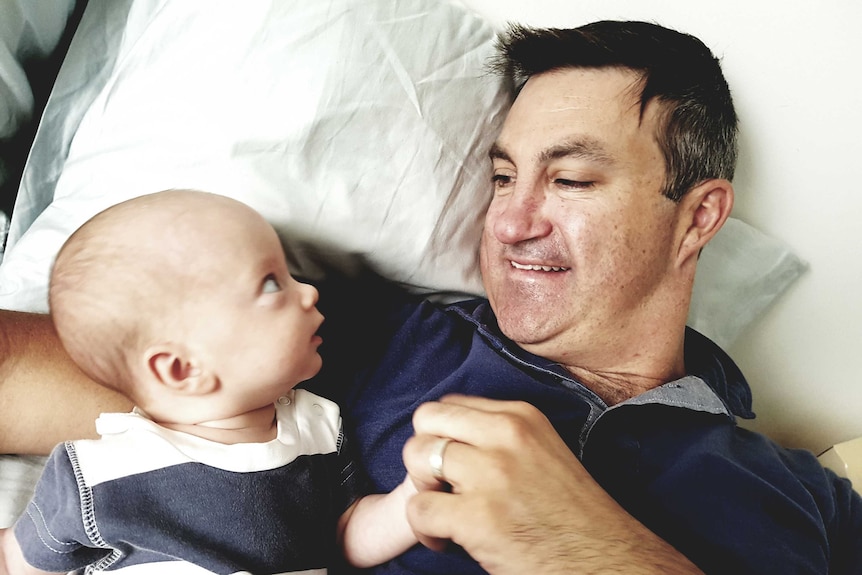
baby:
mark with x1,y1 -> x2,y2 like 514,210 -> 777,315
0,190 -> 418,574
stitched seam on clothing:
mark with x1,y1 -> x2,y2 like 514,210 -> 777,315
65,442 -> 123,571
25,501 -> 77,553
337,428 -> 359,488
336,427 -> 344,454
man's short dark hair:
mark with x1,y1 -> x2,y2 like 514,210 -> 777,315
491,21 -> 738,202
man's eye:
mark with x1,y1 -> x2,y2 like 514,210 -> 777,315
262,274 -> 281,293
492,174 -> 514,187
555,178 -> 593,190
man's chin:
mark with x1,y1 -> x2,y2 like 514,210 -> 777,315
494,304 -> 558,347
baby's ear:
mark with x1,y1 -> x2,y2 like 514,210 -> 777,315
145,345 -> 217,396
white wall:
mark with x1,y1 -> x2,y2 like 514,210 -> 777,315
459,0 -> 862,453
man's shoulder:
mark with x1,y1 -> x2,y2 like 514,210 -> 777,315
684,326 -> 754,419
383,295 -> 492,335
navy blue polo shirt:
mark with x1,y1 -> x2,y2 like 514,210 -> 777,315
309,283 -> 862,575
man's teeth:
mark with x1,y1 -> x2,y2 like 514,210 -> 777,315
510,261 -> 569,272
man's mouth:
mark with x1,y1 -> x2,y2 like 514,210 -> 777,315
510,261 -> 570,272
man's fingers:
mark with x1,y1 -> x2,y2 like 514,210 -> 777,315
412,395 -> 552,449
437,393 -> 526,411
406,490 -> 485,551
405,491 -> 452,551
403,433 -> 473,491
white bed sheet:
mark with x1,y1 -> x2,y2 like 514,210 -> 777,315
0,455 -> 45,528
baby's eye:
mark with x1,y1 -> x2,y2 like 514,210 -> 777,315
262,274 -> 281,294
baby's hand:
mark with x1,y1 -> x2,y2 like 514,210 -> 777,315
0,528 -> 54,575
0,528 -> 12,575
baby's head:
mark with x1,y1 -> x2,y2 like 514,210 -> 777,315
49,190 -> 324,424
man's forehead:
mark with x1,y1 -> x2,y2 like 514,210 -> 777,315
490,135 -> 614,167
495,67 -> 662,155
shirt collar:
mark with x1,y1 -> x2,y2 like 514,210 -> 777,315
450,298 -> 755,420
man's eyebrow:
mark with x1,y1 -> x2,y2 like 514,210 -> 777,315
488,138 -> 614,165
489,143 -> 511,163
538,137 -> 613,165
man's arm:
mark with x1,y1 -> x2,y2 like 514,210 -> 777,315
403,394 -> 704,575
0,310 -> 132,454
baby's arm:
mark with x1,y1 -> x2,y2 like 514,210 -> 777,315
0,529 -> 55,575
337,476 -> 419,568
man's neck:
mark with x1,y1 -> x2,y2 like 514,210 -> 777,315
564,363 -> 682,405
559,328 -> 688,406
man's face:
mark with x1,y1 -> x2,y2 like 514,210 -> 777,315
480,67 -> 683,367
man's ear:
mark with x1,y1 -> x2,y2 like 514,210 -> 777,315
677,178 -> 734,265
145,345 -> 217,396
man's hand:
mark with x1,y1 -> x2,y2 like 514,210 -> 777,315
402,394 -> 704,575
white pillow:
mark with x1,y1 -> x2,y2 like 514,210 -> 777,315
0,0 -> 805,351
691,218 -> 806,349
0,0 -> 77,245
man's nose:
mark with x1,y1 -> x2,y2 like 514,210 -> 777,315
490,183 -> 553,245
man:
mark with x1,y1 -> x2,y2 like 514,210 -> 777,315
315,21 -> 861,574
0,20 -> 859,575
